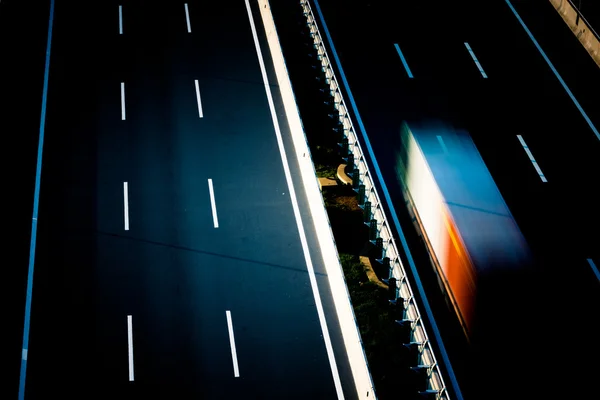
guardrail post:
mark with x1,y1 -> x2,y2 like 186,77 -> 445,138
403,341 -> 425,366
376,237 -> 386,263
346,153 -> 354,171
411,365 -> 431,393
394,318 -> 413,344
382,257 -> 391,278
389,296 -> 405,319
368,219 -> 378,241
340,137 -> 349,157
373,237 -> 383,259
386,277 -> 397,300
363,201 -> 372,223
314,67 -> 326,83
357,184 -> 365,206
351,167 -> 360,189
333,121 -> 344,141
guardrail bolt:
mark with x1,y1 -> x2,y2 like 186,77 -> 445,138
357,184 -> 365,205
363,201 -> 372,223
368,219 -> 378,241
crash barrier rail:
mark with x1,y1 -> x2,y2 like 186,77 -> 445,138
566,0 -> 599,40
299,1 -> 452,398
550,0 -> 600,66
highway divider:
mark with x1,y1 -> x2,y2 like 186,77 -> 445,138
549,0 -> 600,67
257,1 -> 377,398
293,1 -> 456,398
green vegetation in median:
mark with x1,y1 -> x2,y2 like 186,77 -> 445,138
314,162 -> 336,179
328,198 -> 416,399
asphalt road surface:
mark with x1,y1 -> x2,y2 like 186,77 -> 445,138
303,0 -> 600,399
4,0 -> 361,399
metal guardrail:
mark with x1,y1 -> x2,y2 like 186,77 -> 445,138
568,0 -> 600,40
299,1 -> 452,398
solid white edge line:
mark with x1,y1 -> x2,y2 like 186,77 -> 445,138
517,135 -> 547,182
464,42 -> 488,78
121,82 -> 126,120
208,179 -> 219,228
225,311 -> 240,377
127,315 -> 134,381
119,5 -> 123,35
123,182 -> 130,230
244,1 -> 344,398
194,80 -> 204,118
184,3 -> 192,33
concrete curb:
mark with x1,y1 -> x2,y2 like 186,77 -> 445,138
256,1 -> 377,399
550,0 -> 600,67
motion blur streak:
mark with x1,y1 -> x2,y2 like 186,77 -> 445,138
396,121 -> 532,336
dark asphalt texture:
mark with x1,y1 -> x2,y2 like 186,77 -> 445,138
303,0 -> 600,399
4,0 -> 359,399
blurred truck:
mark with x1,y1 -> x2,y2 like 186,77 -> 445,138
395,121 -> 532,336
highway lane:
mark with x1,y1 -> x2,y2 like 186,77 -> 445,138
22,1 -> 357,398
307,0 -> 600,398
0,1 -> 53,399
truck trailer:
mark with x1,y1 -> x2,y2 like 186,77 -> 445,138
395,121 -> 532,336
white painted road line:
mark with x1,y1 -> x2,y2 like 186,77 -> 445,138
464,42 -> 488,78
123,182 -> 130,230
184,3 -> 192,33
244,1 -> 344,398
120,82 -> 126,120
225,311 -> 240,377
194,80 -> 203,118
208,179 -> 219,228
393,43 -> 413,78
127,315 -> 134,381
437,135 -> 448,154
587,259 -> 600,282
119,5 -> 123,35
517,135 -> 547,182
